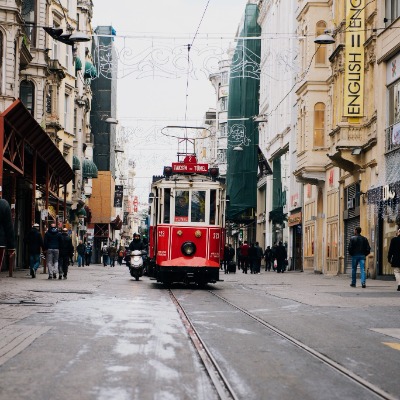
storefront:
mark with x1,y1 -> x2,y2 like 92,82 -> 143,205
367,183 -> 399,278
0,100 -> 74,269
288,211 -> 302,271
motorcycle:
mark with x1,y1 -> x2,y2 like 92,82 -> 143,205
125,249 -> 144,281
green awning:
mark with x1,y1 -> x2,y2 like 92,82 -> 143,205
72,155 -> 81,171
226,3 -> 261,221
82,158 -> 98,178
84,61 -> 97,79
75,56 -> 82,72
76,207 -> 87,217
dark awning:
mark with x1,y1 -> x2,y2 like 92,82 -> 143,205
82,158 -> 98,178
73,155 -> 81,170
1,99 -> 74,184
84,61 -> 97,79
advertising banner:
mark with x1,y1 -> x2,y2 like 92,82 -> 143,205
114,185 -> 123,207
344,0 -> 365,118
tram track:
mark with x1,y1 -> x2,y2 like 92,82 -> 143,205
171,286 -> 398,400
206,290 -> 397,400
169,289 -> 239,400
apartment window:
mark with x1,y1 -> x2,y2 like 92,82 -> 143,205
388,80 -> 400,126
64,93 -> 70,132
20,80 -> 35,115
52,20 -> 60,59
313,102 -> 325,147
219,122 -> 227,137
22,0 -> 36,44
315,21 -> 327,65
73,108 -> 77,135
217,149 -> 227,163
220,96 -> 228,111
386,0 -> 400,26
66,45 -> 70,67
221,71 -> 229,85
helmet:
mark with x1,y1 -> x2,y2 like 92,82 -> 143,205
133,233 -> 139,238
33,223 -> 39,229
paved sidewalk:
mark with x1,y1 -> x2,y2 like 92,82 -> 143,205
219,267 -> 399,307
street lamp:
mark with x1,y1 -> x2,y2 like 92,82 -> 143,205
314,33 -> 335,45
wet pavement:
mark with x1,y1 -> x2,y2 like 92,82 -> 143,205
0,265 -> 399,399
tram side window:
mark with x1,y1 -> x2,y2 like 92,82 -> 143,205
175,190 -> 189,222
210,190 -> 216,225
191,191 -> 205,222
164,188 -> 171,223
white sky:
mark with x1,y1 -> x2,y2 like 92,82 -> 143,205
91,0 -> 248,203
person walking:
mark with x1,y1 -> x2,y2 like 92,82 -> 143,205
84,242 -> 92,266
271,242 -> 278,271
223,244 -> 230,274
248,243 -> 257,274
348,226 -> 371,288
117,246 -> 124,265
108,242 -> 117,267
237,241 -> 242,271
59,228 -> 73,279
387,228 -> 400,292
240,241 -> 249,274
26,223 -> 44,278
254,242 -> 263,274
76,240 -> 85,267
275,241 -> 287,273
44,223 -> 62,279
264,246 -> 273,271
0,198 -> 15,269
101,243 -> 109,266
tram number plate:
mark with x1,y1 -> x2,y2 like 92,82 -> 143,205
212,233 -> 220,239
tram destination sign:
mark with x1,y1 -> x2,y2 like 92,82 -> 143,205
172,162 -> 209,173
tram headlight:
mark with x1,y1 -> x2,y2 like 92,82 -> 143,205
181,241 -> 196,256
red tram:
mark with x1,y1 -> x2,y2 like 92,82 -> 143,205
148,155 -> 226,286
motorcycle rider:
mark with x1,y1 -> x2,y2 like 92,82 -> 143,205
129,233 -> 145,252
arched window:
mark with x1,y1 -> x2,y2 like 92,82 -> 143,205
20,80 -> 35,115
314,102 -> 325,147
315,21 -> 327,65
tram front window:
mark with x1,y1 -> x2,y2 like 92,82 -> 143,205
175,190 -> 189,222
191,191 -> 205,222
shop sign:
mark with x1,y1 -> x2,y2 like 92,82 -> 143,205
344,0 -> 365,118
382,185 -> 395,201
288,212 -> 302,227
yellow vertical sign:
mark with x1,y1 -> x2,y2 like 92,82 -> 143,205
344,0 -> 365,119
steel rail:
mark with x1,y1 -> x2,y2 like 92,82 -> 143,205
168,289 -> 239,400
208,290 -> 397,400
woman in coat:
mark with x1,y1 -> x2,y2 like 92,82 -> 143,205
387,228 -> 400,292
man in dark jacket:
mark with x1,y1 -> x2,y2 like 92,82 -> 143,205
26,223 -> 44,278
387,228 -> 400,292
275,241 -> 287,273
44,223 -> 62,279
58,228 -> 73,279
264,246 -> 273,271
348,226 -> 371,288
77,240 -> 85,267
0,198 -> 15,268
129,233 -> 144,252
